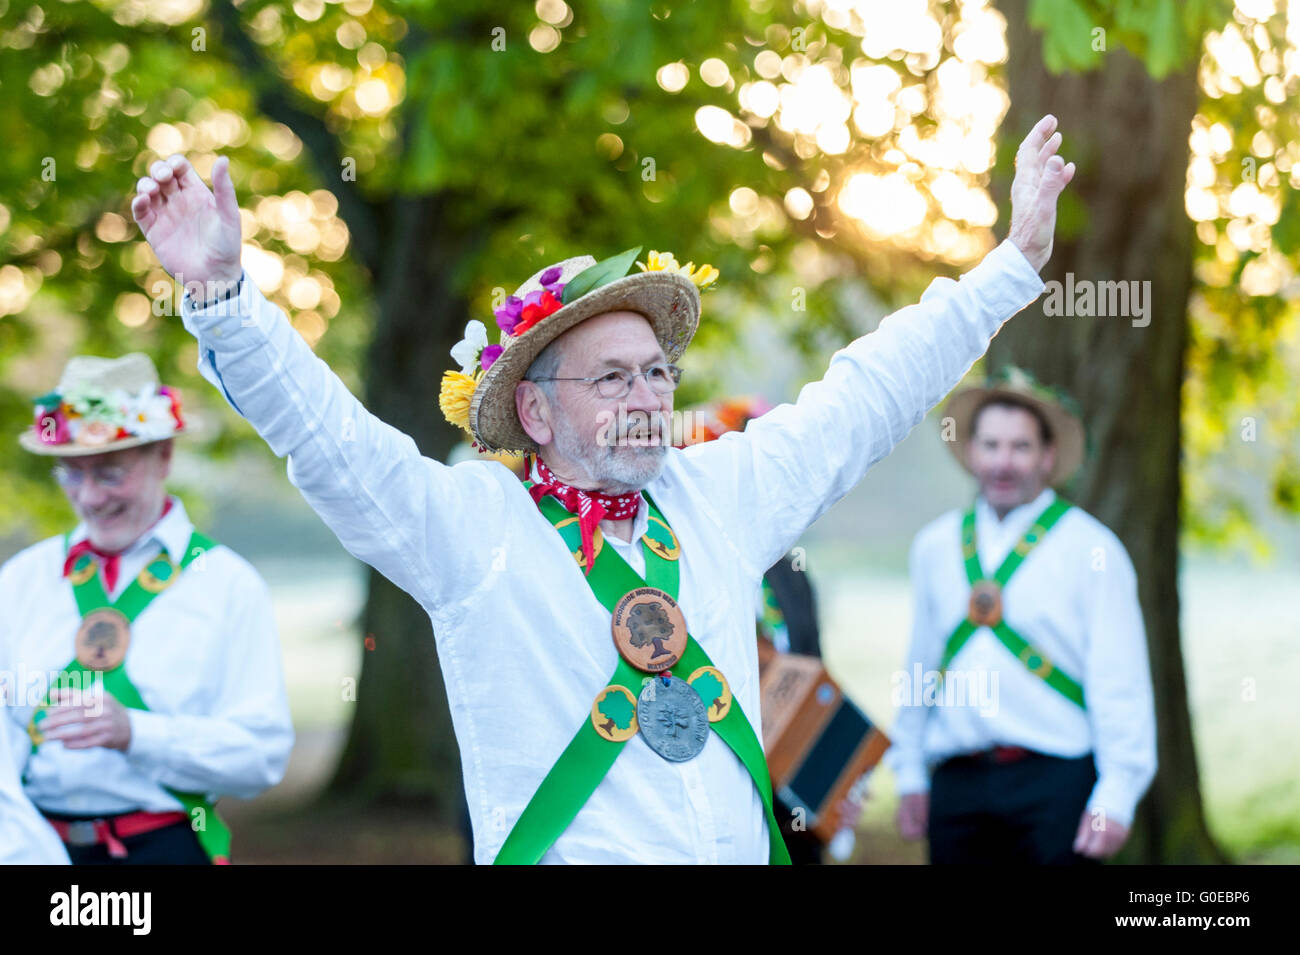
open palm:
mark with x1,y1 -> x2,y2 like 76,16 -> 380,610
1007,114 -> 1076,273
131,155 -> 243,293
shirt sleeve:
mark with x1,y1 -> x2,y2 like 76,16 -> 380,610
124,562 -> 295,799
884,531 -> 942,795
1080,528 -> 1157,829
178,274 -> 509,612
675,239 -> 1044,577
0,705 -> 69,864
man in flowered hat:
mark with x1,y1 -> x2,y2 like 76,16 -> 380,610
888,367 -> 1156,863
1,353 -> 293,863
132,112 -> 1074,864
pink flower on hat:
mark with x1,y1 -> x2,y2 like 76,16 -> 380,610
33,405 -> 70,445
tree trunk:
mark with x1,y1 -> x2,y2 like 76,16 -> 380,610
322,195 -> 470,840
994,0 -> 1225,862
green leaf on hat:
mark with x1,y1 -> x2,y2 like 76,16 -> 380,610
560,246 -> 643,305
31,391 -> 61,407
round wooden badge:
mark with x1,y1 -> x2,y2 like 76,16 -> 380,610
75,607 -> 131,671
968,580 -> 1003,628
611,587 -> 688,673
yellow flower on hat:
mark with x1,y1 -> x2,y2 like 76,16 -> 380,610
680,262 -> 719,289
638,250 -> 680,272
439,370 -> 479,433
637,251 -> 720,290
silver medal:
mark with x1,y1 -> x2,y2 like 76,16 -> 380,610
637,674 -> 709,762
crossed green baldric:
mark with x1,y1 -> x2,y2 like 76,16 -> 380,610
494,487 -> 791,865
939,497 -> 1085,708
29,531 -> 233,863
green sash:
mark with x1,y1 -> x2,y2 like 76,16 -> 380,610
939,497 -> 1085,708
494,488 -> 791,865
29,530 -> 233,864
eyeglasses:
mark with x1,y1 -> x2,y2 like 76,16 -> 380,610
52,464 -> 130,490
530,363 -> 682,400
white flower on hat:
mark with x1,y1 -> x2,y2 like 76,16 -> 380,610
62,381 -> 129,426
450,320 -> 489,376
124,387 -> 177,440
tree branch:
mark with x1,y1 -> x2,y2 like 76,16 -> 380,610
209,2 -> 383,275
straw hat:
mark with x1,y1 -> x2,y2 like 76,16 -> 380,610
450,248 -> 712,453
18,352 -> 194,457
942,366 -> 1086,486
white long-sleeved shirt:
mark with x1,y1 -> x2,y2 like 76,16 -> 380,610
0,498 -> 294,816
180,238 -> 1045,863
886,488 -> 1158,827
0,712 -> 68,863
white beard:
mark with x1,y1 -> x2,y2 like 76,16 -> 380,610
551,406 -> 669,494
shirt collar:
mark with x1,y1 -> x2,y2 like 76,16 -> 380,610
69,495 -> 194,561
975,486 -> 1056,535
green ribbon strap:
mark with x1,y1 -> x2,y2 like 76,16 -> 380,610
939,498 -> 1086,709
31,530 -> 233,864
494,487 -> 791,865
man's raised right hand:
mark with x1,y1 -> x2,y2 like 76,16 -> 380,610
131,154 -> 243,301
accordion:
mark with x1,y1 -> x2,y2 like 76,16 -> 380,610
757,639 -> 890,842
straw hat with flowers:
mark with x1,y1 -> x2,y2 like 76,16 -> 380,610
440,247 -> 719,454
18,353 -> 194,457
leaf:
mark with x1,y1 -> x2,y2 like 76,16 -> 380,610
560,246 -> 643,304
1145,0 -> 1181,79
1050,0 -> 1101,72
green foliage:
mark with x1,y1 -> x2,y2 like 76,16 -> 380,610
1028,0 -> 1229,78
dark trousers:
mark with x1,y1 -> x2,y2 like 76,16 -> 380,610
42,812 -> 211,865
927,751 -> 1099,865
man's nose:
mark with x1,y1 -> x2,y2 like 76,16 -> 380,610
76,480 -> 110,509
624,373 -> 662,410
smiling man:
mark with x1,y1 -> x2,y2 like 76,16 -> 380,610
889,368 -> 1157,864
0,354 -> 293,863
133,114 -> 1074,864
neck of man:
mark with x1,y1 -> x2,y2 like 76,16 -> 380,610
536,453 -> 642,543
985,484 -> 1047,523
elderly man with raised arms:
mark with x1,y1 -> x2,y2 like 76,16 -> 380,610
131,114 -> 1074,864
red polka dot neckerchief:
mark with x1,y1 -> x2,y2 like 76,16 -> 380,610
527,456 -> 640,576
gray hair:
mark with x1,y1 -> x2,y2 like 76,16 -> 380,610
524,337 -> 565,400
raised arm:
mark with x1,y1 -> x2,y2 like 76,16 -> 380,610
675,116 -> 1074,575
131,157 -> 506,609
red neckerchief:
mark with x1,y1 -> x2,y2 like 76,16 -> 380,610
528,457 -> 640,576
63,498 -> 175,593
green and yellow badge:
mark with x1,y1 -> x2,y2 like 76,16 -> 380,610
590,685 -> 638,742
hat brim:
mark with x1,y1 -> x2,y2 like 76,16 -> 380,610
18,422 -> 198,457
942,386 -> 1085,486
469,270 -> 701,452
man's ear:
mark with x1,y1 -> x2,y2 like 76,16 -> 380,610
516,381 -> 554,447
153,439 -> 174,478
1041,442 -> 1057,480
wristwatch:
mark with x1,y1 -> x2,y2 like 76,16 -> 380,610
187,272 -> 243,308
